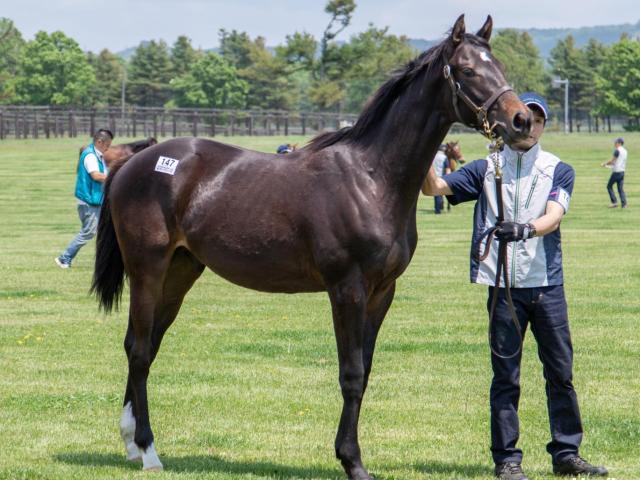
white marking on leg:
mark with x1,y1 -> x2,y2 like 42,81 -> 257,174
142,442 -> 163,471
120,402 -> 141,461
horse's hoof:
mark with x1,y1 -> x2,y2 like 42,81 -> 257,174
125,441 -> 142,462
348,467 -> 373,480
141,443 -> 163,471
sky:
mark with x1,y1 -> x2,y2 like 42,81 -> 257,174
3,0 -> 639,53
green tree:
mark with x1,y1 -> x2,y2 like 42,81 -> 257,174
15,30 -> 96,106
127,40 -> 173,106
307,0 -> 357,110
171,35 -> 201,77
276,32 -> 317,71
219,29 -> 254,69
240,40 -> 293,109
0,18 -> 25,103
595,37 -> 640,123
170,52 -> 248,108
340,25 -> 415,112
549,35 -> 592,131
584,39 -> 609,118
491,29 -> 548,94
319,0 -> 356,80
87,49 -> 125,106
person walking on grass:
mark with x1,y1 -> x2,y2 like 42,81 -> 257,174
422,93 -> 608,480
601,137 -> 627,208
55,129 -> 113,269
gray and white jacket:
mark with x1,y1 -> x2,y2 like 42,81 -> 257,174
444,143 -> 574,288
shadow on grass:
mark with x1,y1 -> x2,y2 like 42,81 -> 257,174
54,452 -> 344,478
414,460 -> 490,478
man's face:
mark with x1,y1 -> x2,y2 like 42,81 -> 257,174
509,107 -> 545,151
96,138 -> 112,152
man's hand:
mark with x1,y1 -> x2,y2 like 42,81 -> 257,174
495,221 -> 536,242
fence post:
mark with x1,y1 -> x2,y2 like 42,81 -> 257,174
0,112 -> 3,140
172,113 -> 177,137
153,113 -> 158,138
90,109 -> 95,135
34,113 -> 39,139
23,110 -> 29,138
284,114 -> 289,136
15,111 -> 19,139
211,111 -> 216,137
230,112 -> 235,136
301,114 -> 306,136
192,112 -> 198,137
132,109 -> 137,137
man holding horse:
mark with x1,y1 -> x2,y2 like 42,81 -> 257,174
423,93 -> 608,480
55,128 -> 112,269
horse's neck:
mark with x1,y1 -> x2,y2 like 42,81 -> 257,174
366,78 -> 452,213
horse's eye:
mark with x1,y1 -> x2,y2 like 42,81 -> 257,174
462,68 -> 475,77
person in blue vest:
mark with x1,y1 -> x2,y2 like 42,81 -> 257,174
422,93 -> 608,480
55,129 -> 113,269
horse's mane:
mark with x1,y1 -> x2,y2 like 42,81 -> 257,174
126,137 -> 158,153
307,34 -> 488,152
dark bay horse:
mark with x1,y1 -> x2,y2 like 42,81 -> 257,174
92,15 -> 531,478
79,137 -> 158,167
444,140 -> 465,170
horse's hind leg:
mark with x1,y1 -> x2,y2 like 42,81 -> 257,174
124,247 -> 204,470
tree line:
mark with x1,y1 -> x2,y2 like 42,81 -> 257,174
1,2 -> 639,130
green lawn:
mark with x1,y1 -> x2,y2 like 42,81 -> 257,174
0,133 -> 638,479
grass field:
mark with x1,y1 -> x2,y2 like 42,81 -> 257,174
0,132 -> 639,480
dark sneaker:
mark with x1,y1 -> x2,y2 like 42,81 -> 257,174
54,257 -> 70,269
495,462 -> 528,480
553,455 -> 608,476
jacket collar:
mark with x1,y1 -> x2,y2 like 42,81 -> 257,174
502,142 -> 540,166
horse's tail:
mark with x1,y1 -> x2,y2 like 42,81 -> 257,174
91,160 -> 127,313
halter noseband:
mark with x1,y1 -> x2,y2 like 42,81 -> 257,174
443,64 -> 513,139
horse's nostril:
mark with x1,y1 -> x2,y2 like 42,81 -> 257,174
512,112 -> 528,133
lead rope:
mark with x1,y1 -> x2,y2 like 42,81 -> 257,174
482,124 -> 523,360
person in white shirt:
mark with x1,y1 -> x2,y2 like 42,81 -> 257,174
601,137 -> 627,208
425,144 -> 451,214
55,129 -> 112,268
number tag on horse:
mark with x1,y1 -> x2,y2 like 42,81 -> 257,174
155,156 -> 180,175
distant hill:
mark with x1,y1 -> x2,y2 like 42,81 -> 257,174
116,20 -> 640,62
408,20 -> 640,59
512,20 -> 640,59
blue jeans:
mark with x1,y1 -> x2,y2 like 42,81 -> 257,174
434,195 -> 444,214
607,171 -> 626,206
59,204 -> 100,264
488,285 -> 583,465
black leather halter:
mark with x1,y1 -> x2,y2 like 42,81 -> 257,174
443,64 -> 513,135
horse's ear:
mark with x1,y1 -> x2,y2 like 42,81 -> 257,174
451,14 -> 466,46
476,15 -> 493,42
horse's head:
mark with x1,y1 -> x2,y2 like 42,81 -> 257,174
444,141 -> 465,163
443,15 -> 532,146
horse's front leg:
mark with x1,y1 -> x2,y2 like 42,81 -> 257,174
328,272 -> 371,480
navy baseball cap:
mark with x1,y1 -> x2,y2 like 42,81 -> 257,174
615,137 -> 624,145
277,144 -> 292,154
519,92 -> 549,120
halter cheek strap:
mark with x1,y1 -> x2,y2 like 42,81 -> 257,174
443,64 -> 513,137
